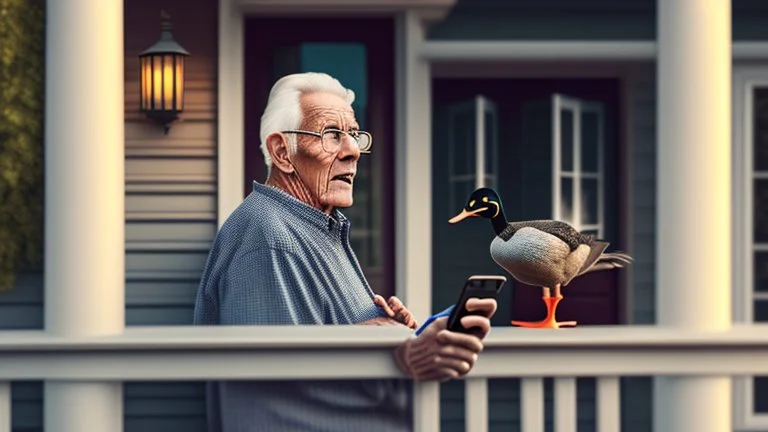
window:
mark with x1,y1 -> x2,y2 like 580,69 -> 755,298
733,67 -> 768,430
552,94 -> 605,236
447,95 -> 499,213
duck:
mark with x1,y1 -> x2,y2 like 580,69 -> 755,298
449,187 -> 632,329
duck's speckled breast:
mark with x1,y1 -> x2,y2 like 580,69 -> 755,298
490,227 -> 588,287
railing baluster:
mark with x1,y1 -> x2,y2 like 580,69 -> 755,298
554,377 -> 577,432
597,377 -> 620,432
413,381 -> 440,432
465,377 -> 488,432
0,381 -> 9,432
521,377 -> 544,432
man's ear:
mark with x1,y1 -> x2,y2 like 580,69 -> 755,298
265,132 -> 295,174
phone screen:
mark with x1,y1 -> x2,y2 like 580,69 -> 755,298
446,275 -> 505,333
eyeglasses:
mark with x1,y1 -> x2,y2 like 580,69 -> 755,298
281,128 -> 372,154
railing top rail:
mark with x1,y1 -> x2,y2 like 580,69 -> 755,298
0,324 -> 768,380
2,324 -> 768,352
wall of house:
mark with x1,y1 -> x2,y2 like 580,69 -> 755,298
0,0 -> 218,430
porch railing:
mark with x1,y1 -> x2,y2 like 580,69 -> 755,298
2,324 -> 768,431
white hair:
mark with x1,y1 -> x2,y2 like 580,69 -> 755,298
259,72 -> 356,176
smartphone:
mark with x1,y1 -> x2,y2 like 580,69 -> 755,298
447,275 -> 506,334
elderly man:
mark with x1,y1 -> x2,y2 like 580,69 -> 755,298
193,72 -> 497,432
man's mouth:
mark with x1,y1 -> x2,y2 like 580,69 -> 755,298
331,173 -> 354,184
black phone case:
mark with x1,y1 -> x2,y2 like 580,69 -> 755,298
447,277 -> 505,333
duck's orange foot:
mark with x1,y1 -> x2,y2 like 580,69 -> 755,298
511,294 -> 576,328
511,319 -> 577,329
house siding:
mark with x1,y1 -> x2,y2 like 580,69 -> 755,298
428,0 -> 768,42
0,0 -> 217,430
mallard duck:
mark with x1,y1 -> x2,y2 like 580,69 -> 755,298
449,187 -> 632,329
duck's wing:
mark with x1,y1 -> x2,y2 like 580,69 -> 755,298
500,220 -> 592,251
577,241 -> 633,276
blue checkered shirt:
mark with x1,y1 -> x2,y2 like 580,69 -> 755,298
193,182 -> 412,432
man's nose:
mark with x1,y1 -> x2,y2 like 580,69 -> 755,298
337,133 -> 360,160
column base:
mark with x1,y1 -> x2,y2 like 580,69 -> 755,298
653,376 -> 731,432
45,382 -> 123,432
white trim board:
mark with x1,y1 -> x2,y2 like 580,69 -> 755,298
216,0 -> 245,228
422,41 -> 768,61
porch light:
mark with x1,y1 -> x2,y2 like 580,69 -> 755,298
139,11 -> 189,134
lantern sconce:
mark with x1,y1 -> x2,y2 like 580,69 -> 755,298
139,10 -> 190,134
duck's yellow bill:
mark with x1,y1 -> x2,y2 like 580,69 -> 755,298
448,207 -> 486,223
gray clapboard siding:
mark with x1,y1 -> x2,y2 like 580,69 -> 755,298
429,0 -> 768,42
428,0 -> 656,41
120,0 -> 218,426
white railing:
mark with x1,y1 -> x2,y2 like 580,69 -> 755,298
2,324 -> 768,431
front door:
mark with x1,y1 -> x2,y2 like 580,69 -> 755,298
432,78 -> 624,326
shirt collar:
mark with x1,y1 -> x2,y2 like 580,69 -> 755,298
252,181 -> 350,232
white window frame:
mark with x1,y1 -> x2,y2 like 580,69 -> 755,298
552,94 -> 605,236
733,64 -> 768,430
447,94 -> 499,212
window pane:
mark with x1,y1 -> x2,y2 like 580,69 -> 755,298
756,252 -> 768,292
754,87 -> 768,171
450,108 -> 477,177
753,300 -> 768,322
581,110 -> 599,173
560,177 -> 573,223
754,377 -> 768,413
755,179 -> 768,243
560,110 -> 574,172
581,178 -> 599,225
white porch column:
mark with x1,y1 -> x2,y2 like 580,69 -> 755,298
654,0 -> 731,431
44,0 -> 125,430
396,10 -> 440,432
395,10 -> 432,328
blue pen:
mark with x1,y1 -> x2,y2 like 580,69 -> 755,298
414,304 -> 455,336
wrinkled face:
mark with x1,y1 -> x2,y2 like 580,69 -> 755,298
291,92 -> 361,210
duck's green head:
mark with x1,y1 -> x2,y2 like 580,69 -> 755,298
449,187 -> 502,223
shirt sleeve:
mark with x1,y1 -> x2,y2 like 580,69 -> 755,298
218,247 -> 325,325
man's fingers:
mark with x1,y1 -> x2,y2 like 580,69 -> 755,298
373,295 -> 395,317
388,296 -> 405,311
465,298 -> 498,317
437,328 -> 484,353
438,344 -> 478,365
459,315 -> 492,339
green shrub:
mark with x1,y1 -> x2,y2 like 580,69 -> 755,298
0,0 -> 45,290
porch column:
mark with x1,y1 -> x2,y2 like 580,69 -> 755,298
44,0 -> 125,431
654,0 -> 731,432
396,10 -> 440,432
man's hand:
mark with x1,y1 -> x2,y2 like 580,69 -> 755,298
393,298 -> 497,381
373,295 -> 418,330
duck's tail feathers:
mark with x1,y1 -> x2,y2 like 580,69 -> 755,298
583,251 -> 634,274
